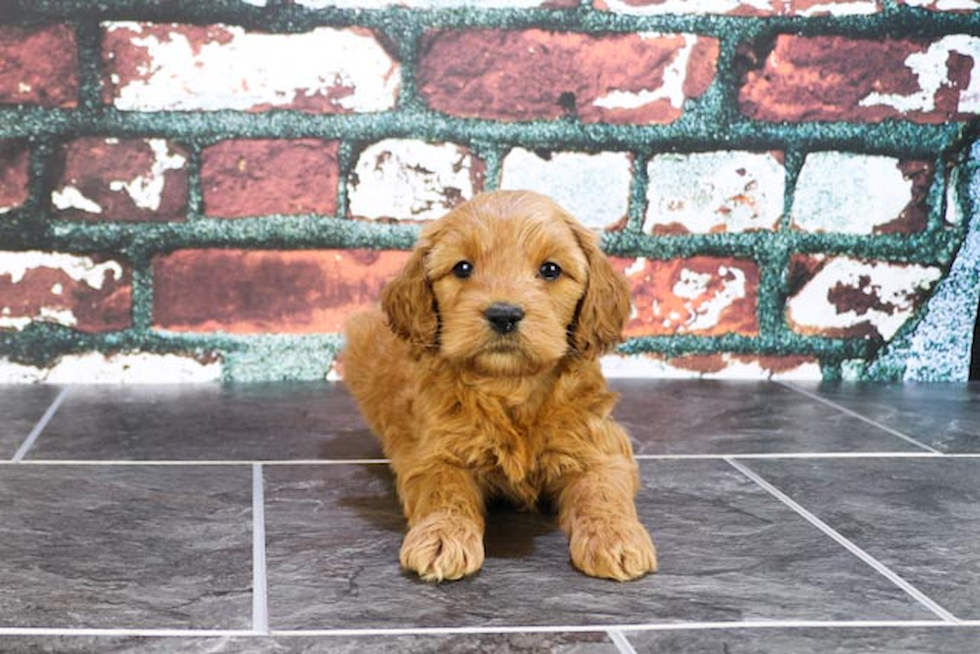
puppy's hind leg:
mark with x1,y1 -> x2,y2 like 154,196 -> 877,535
342,309 -> 412,452
396,460 -> 486,583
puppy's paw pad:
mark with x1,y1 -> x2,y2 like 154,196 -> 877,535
400,514 -> 484,582
569,519 -> 658,581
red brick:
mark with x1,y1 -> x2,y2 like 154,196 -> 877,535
0,141 -> 30,214
51,138 -> 189,222
615,256 -> 760,336
417,29 -> 718,124
153,249 -> 410,334
0,25 -> 78,107
101,23 -> 399,113
739,35 -> 980,123
0,252 -> 132,332
201,140 -> 339,218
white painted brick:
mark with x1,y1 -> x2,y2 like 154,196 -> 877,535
644,151 -> 784,234
787,257 -> 943,340
500,148 -> 632,230
0,252 -> 123,289
902,0 -> 979,9
296,0 -> 556,6
597,0 -> 878,15
103,23 -> 400,113
792,153 -> 911,233
601,353 -> 822,380
348,139 -> 482,221
0,352 -> 221,383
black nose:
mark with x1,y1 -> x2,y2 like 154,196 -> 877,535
484,303 -> 525,334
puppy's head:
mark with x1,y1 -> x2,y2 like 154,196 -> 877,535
381,190 -> 631,376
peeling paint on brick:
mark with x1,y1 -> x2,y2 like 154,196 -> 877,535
296,0 -> 572,6
645,151 -> 784,234
792,153 -> 930,234
901,0 -> 979,9
51,138 -> 189,222
418,29 -> 718,124
860,35 -> 980,116
596,0 -> 879,15
349,139 -> 484,222
0,252 -> 131,332
787,255 -> 943,340
601,352 -> 821,379
740,35 -> 980,122
500,148 -> 632,230
618,256 -> 759,336
102,23 -> 400,113
0,352 -> 221,383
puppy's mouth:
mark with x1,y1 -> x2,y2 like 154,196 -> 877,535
468,333 -> 556,377
483,336 -> 524,353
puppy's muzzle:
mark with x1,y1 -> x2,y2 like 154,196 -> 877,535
484,303 -> 525,335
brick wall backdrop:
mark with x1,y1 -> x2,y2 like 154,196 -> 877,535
1,1 -> 979,383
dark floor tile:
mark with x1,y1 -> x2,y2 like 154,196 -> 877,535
0,385 -> 63,459
745,458 -> 980,620
263,460 -> 932,630
609,380 -> 926,455
27,383 -> 382,461
0,632 -> 616,653
624,626 -> 980,654
0,465 -> 253,629
0,636 -> 269,654
787,382 -> 980,453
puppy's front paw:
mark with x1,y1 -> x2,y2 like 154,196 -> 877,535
569,517 -> 658,582
400,513 -> 485,582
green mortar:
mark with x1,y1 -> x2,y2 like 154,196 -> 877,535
1,2 -> 979,381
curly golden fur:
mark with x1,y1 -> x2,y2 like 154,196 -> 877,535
343,190 -> 657,582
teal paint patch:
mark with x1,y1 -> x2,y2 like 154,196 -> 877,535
222,335 -> 342,383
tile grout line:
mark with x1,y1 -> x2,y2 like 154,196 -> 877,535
776,382 -> 941,454
9,452 -> 980,467
5,459 -> 393,466
607,628 -> 639,654
252,463 -> 270,635
635,452 -> 946,460
0,620 -> 967,638
11,387 -> 71,463
725,457 -> 961,624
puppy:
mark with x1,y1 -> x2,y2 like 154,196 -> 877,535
343,190 -> 657,582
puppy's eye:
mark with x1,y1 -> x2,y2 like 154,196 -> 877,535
452,261 -> 474,279
539,261 -> 562,281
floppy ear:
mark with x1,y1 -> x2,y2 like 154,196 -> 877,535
380,241 -> 439,348
566,219 -> 632,359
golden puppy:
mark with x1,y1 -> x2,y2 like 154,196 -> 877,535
343,190 -> 657,582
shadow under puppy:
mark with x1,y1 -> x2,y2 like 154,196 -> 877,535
343,190 -> 657,582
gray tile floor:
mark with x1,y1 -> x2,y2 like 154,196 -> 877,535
0,380 -> 978,653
